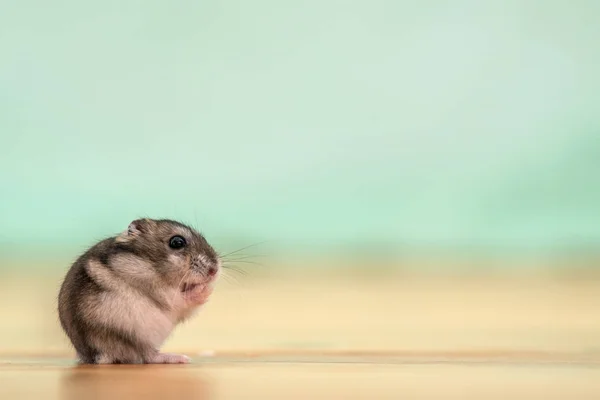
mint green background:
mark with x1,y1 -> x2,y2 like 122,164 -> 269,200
1,1 -> 599,261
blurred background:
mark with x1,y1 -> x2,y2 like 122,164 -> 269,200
0,0 -> 599,359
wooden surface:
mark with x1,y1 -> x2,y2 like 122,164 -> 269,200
1,270 -> 599,399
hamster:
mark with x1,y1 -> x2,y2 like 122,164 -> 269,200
58,218 -> 220,364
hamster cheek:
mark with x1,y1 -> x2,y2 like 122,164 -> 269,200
168,254 -> 189,271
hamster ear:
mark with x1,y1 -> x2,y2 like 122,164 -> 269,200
117,218 -> 153,241
127,219 -> 147,236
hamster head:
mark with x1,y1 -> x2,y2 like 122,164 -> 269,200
115,218 -> 220,297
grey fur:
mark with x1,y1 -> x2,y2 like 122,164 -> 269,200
58,219 -> 220,364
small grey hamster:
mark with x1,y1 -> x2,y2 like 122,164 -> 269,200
58,218 -> 220,364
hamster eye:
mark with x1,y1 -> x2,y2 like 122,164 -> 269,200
169,235 -> 187,249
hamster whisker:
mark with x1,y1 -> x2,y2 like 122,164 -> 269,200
221,259 -> 264,267
219,241 -> 268,258
220,270 -> 242,286
172,269 -> 193,304
221,265 -> 248,276
222,254 -> 266,261
223,260 -> 265,268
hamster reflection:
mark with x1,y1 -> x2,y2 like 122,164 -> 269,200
60,365 -> 211,400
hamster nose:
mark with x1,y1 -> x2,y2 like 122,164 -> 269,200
208,266 -> 217,276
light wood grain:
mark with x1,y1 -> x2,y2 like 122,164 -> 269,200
1,270 -> 599,399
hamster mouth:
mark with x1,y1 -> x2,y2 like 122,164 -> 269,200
180,266 -> 219,294
181,282 -> 201,293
